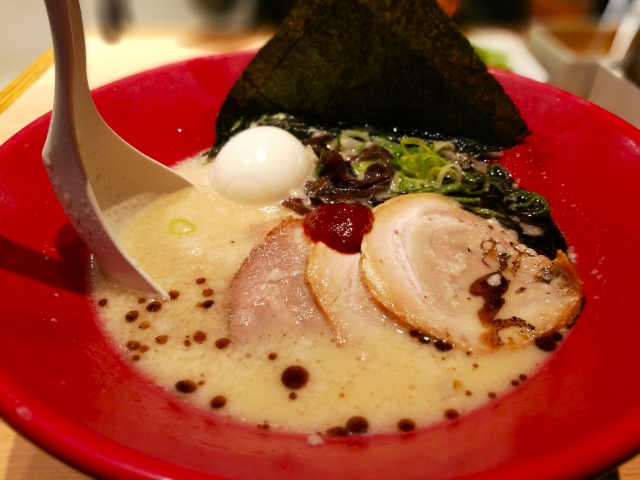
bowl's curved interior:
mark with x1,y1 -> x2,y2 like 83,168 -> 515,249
0,51 -> 639,480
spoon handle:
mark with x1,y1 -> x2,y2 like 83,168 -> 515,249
42,0 -> 170,297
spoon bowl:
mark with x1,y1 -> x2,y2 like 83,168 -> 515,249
43,0 -> 194,296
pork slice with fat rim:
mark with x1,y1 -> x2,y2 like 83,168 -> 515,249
360,193 -> 583,352
306,242 -> 401,345
227,218 -> 333,343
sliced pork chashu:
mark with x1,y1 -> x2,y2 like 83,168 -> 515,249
307,243 -> 399,345
227,218 -> 332,343
360,193 -> 583,351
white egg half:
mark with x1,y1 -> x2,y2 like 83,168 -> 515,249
210,126 -> 312,204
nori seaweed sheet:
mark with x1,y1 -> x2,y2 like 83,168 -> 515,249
214,0 -> 530,150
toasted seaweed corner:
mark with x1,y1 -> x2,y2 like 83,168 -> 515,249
214,0 -> 530,149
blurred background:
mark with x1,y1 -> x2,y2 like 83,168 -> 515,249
3,0 -> 640,127
1,1 -> 640,479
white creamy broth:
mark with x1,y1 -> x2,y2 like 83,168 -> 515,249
91,154 -> 552,435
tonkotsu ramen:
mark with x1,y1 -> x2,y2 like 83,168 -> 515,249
91,126 -> 582,437
91,0 -> 582,440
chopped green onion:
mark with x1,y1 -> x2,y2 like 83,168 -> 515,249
400,137 -> 433,156
504,190 -> 550,217
169,218 -> 196,236
435,163 -> 463,186
351,160 -> 376,176
341,130 -> 371,143
465,207 -> 505,219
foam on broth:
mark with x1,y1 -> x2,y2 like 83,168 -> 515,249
91,154 -> 551,434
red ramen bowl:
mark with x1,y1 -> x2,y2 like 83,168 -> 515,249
0,51 -> 639,480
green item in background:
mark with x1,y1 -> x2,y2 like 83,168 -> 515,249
472,44 -> 512,71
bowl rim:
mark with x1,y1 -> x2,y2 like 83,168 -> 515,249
1,50 -> 640,480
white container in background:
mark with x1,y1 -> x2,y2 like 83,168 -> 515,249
528,23 -> 615,98
588,63 -> 640,129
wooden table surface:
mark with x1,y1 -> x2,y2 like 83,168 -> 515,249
0,28 -> 639,480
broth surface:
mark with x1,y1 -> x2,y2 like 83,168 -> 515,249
91,154 -> 551,434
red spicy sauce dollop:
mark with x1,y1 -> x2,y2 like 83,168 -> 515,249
303,203 -> 374,254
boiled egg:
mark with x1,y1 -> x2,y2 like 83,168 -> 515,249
210,126 -> 312,204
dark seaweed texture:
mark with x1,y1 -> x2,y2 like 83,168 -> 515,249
213,0 -> 529,151
213,113 -> 506,156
